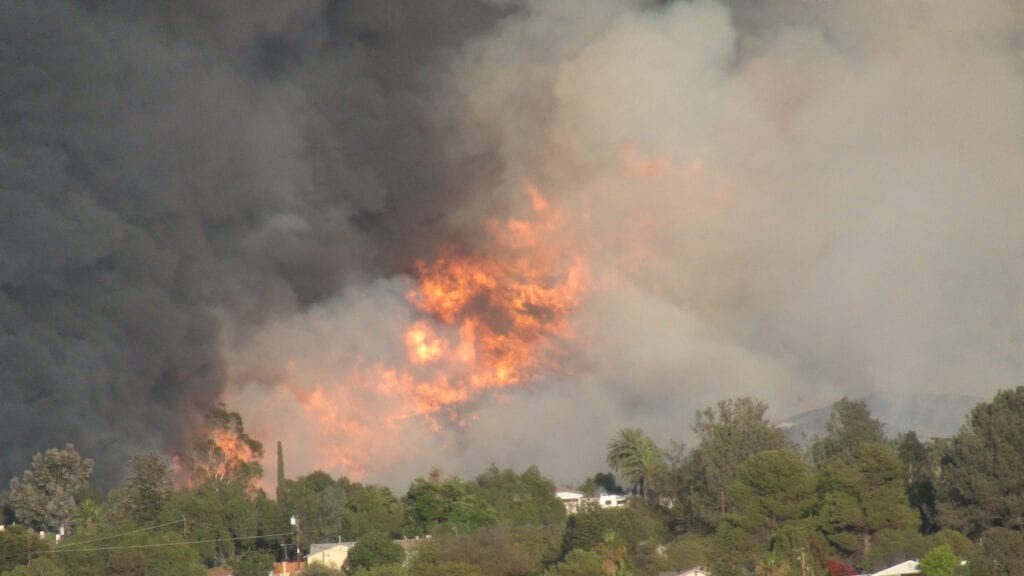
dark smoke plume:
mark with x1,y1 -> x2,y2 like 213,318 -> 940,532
1,0 -> 505,485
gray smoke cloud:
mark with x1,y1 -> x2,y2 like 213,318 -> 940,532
4,0 -> 1023,490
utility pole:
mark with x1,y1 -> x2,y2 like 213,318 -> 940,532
291,515 -> 301,569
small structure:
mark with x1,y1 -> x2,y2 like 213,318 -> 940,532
597,493 -> 629,508
308,542 -> 357,570
871,560 -> 920,576
556,489 -> 630,514
556,490 -> 585,514
659,567 -> 711,576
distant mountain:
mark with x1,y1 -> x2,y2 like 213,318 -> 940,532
777,392 -> 983,444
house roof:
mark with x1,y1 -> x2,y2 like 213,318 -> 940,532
309,542 -> 356,555
872,560 -> 920,576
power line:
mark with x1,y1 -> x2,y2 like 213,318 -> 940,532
36,531 -> 295,554
53,519 -> 184,550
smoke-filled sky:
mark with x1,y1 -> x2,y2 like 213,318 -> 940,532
2,0 -> 1023,491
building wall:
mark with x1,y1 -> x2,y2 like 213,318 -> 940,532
308,545 -> 353,570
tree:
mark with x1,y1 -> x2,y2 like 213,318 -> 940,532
185,404 -> 263,489
231,551 -> 276,576
896,431 -> 939,533
938,387 -> 1024,538
730,450 -> 815,538
543,549 -> 605,576
161,479 -> 261,565
964,527 -> 1024,576
7,444 -> 94,533
720,448 -> 816,570
431,525 -> 541,576
474,466 -> 565,528
816,443 -> 919,566
449,494 -> 498,534
340,481 -> 405,540
345,531 -> 404,574
811,398 -> 886,470
607,429 -> 666,500
118,452 -> 174,523
0,557 -> 65,576
278,471 -> 346,543
681,398 -> 793,533
106,549 -> 148,576
0,525 -> 49,573
305,564 -> 345,576
918,544 -> 957,576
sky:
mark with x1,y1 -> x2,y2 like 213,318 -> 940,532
2,0 -> 1023,491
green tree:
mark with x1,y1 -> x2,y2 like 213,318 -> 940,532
231,551 -> 275,576
729,450 -> 815,541
682,398 -> 793,533
0,526 -> 49,573
305,564 -> 345,576
964,527 -> 1024,575
938,387 -> 1024,538
811,398 -> 886,470
340,481 -> 405,540
410,561 -> 481,576
473,466 -> 565,528
606,429 -> 666,500
161,479 -> 261,565
106,549 -> 148,576
431,526 -> 541,576
7,444 -> 94,533
449,494 -> 497,534
896,431 -> 939,533
663,533 -> 710,572
543,549 -> 605,576
403,473 -> 469,536
351,564 -> 406,576
919,544 -> 957,576
278,471 -> 346,543
345,531 -> 404,574
73,499 -> 102,537
1,557 -> 64,576
816,443 -> 919,566
118,453 -> 174,523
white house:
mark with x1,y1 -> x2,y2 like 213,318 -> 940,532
556,490 -> 585,514
308,542 -> 357,570
871,559 -> 920,576
596,493 -> 629,508
556,489 -> 630,514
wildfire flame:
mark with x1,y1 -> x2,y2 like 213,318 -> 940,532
266,184 -> 589,477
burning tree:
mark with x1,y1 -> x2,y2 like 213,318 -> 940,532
184,404 -> 263,489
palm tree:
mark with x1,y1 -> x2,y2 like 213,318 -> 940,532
606,428 -> 666,500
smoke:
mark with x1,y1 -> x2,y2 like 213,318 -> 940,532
3,0 -> 1023,490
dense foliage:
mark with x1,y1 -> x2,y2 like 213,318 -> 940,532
3,391 -> 1024,575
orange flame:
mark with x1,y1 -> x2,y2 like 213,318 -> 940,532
280,184 -> 589,477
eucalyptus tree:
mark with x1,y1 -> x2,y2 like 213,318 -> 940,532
7,443 -> 94,533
